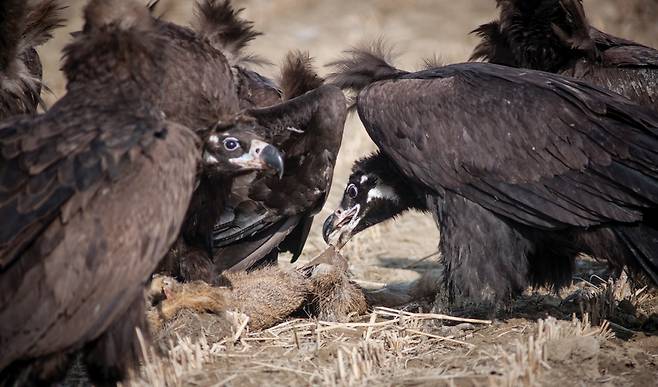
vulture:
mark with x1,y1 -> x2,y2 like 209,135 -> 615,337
0,0 -> 281,384
159,121 -> 286,284
471,0 -> 658,110
149,0 -> 280,119
142,1 -> 345,280
210,53 -> 347,273
163,53 -> 347,282
323,46 -> 658,302
0,0 -> 64,120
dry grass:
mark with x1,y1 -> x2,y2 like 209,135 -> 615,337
124,306 -> 492,386
123,305 -> 632,387
493,316 -> 612,387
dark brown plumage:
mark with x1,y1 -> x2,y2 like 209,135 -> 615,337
0,1 -> 199,384
158,123 -> 286,284
209,53 -> 347,273
159,52 -> 346,282
0,0 -> 64,120
470,0 -> 658,109
324,46 -> 658,303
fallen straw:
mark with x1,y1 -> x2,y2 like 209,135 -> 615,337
405,329 -> 474,348
374,306 -> 492,325
232,315 -> 250,343
364,312 -> 377,341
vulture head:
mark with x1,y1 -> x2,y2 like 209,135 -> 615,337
323,153 -> 422,248
201,121 -> 284,178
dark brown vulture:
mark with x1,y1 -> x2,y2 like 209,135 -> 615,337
158,123 -> 286,283
323,46 -> 658,303
471,0 -> 658,109
210,55 -> 347,273
140,2 -> 342,280
149,0 -> 280,115
0,0 -> 64,120
0,0 -> 281,384
162,53 -> 347,281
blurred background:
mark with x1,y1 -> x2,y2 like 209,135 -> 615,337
39,0 -> 658,279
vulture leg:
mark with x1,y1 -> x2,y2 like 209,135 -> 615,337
434,193 -> 531,301
83,295 -> 148,386
522,229 -> 578,292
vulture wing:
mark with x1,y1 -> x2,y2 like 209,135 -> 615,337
358,63 -> 658,230
0,111 -> 198,368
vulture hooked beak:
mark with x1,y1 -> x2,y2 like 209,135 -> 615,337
322,204 -> 361,248
230,140 -> 285,178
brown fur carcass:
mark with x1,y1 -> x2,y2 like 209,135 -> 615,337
0,1 -> 199,384
148,248 -> 440,342
471,0 -> 658,109
0,0 -> 64,120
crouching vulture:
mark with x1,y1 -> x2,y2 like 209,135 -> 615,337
163,54 -> 347,281
144,1 -> 344,280
471,0 -> 658,109
323,46 -> 658,303
0,0 -> 282,384
209,53 -> 347,273
0,0 -> 64,120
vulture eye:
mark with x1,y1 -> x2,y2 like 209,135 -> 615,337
223,137 -> 240,151
347,184 -> 358,199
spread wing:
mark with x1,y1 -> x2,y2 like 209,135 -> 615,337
358,63 -> 658,229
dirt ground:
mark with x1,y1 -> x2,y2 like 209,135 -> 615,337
40,0 -> 658,386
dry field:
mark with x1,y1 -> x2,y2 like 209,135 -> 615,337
40,0 -> 658,386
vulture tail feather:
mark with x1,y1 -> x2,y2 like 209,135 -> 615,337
469,21 -> 504,62
22,0 -> 66,50
279,51 -> 324,101
327,40 -> 407,106
194,0 -> 265,67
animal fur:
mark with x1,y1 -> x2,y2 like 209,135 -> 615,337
149,248 -> 439,338
364,270 -> 443,308
149,267 -> 310,332
308,264 -> 369,322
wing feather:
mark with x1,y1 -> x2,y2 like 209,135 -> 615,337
0,114 -> 159,268
359,63 -> 658,229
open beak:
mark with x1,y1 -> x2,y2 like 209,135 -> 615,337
322,204 -> 361,248
230,139 -> 285,178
